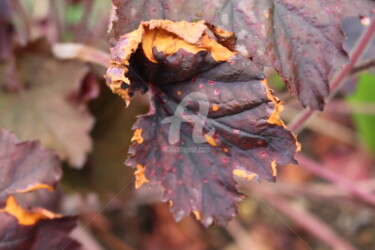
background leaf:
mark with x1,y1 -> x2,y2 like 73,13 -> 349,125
0,128 -> 79,250
0,128 -> 61,205
0,39 -> 94,168
346,73 -> 375,152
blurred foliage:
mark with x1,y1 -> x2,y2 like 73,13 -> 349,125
269,72 -> 287,91
65,3 -> 84,24
347,73 -> 375,152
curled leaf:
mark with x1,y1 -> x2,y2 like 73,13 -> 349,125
105,20 -> 299,226
111,0 -> 375,110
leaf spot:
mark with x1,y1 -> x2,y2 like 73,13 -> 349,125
135,164 -> 149,188
233,169 -> 257,181
204,134 -> 217,146
131,128 -> 144,144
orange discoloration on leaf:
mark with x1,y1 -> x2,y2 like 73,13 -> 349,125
105,66 -> 131,106
106,26 -> 144,106
296,141 -> 302,152
105,20 -> 236,106
233,169 -> 257,181
15,183 -> 54,194
212,104 -> 219,111
204,134 -> 217,146
261,79 -> 284,127
141,21 -> 235,63
209,25 -> 234,39
142,29 -> 204,63
271,160 -> 277,177
134,164 -> 149,188
261,79 -> 301,151
108,19 -> 300,226
146,20 -> 209,44
131,128 -> 144,144
192,210 -> 201,220
0,196 -> 61,226
200,35 -> 235,61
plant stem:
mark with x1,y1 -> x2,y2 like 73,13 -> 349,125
351,58 -> 375,75
52,43 -> 110,67
289,18 -> 375,133
296,155 -> 375,207
288,108 -> 314,134
227,220 -> 256,250
241,181 -> 356,250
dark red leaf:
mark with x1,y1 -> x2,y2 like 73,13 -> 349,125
0,212 -> 79,250
110,0 -> 375,109
0,128 -> 79,249
0,129 -> 61,205
105,20 -> 299,226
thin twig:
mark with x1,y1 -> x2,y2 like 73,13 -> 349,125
240,181 -> 356,250
351,58 -> 375,75
326,100 -> 375,115
52,43 -> 110,67
296,154 -> 375,207
227,219 -> 257,250
70,222 -> 104,250
282,107 -> 357,145
247,179 -> 375,201
289,18 -> 375,133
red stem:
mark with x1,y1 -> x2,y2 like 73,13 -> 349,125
243,183 -> 356,250
297,154 -> 375,207
288,108 -> 314,133
289,17 -> 375,133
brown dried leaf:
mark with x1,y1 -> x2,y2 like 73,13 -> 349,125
0,39 -> 94,168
